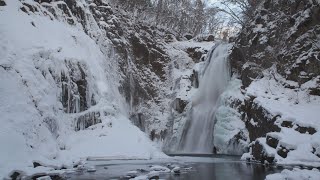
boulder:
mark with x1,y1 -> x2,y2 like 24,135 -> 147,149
266,135 -> 279,149
252,140 -> 275,164
172,98 -> 188,114
0,0 -> 6,6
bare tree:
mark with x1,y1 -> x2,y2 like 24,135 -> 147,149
111,0 -> 220,37
217,0 -> 261,26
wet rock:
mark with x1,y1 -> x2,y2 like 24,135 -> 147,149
266,135 -> 279,149
172,98 -> 188,114
312,147 -> 320,158
241,65 -> 263,88
0,0 -> 6,6
33,161 -> 42,168
186,47 -> 206,63
277,145 -> 293,158
295,125 -> 317,135
252,140 -> 275,164
184,34 -> 193,40
281,121 -> 293,128
150,129 -> 167,141
190,70 -> 199,88
205,34 -> 215,41
10,171 -> 22,180
241,97 -> 281,141
309,88 -> 320,96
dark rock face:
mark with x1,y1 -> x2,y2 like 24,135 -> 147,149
10,171 -> 21,180
33,161 -> 42,168
205,34 -> 215,42
252,140 -> 275,163
0,0 -> 6,6
172,98 -> 188,114
240,96 -> 281,141
150,129 -> 167,141
184,34 -> 193,40
281,121 -> 293,128
277,145 -> 294,158
190,70 -> 199,88
295,125 -> 317,135
240,64 -> 263,87
230,0 -> 320,90
266,135 -> 279,149
186,47 -> 207,63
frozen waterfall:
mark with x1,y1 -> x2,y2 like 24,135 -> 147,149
179,43 -> 231,153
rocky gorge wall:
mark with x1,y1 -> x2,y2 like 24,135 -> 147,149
228,0 -> 320,165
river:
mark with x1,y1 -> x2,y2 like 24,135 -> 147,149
66,155 -> 280,180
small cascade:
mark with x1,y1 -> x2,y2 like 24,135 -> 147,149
179,43 -> 231,153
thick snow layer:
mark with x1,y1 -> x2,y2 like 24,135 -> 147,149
246,70 -> 320,129
0,0 -> 165,178
59,115 -> 165,162
243,68 -> 320,166
266,168 -> 320,180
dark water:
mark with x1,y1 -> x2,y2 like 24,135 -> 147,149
66,155 -> 280,180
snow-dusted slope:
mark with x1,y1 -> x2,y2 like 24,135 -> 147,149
0,0 -> 165,178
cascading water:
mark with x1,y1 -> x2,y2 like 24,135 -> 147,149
179,43 -> 231,153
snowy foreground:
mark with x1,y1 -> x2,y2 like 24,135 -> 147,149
266,168 -> 320,180
0,0 -> 166,178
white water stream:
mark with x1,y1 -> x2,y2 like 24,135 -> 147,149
180,43 -> 231,153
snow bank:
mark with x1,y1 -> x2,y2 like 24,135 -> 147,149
266,168 -> 320,180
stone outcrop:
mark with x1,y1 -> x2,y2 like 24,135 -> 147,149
229,0 -> 320,164
230,0 -> 320,90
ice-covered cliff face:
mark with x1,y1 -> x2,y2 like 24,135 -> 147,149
0,0 -> 171,178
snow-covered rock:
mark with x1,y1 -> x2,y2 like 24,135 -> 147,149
266,168 -> 320,180
227,0 -> 320,166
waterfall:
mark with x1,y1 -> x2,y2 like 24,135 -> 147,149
179,43 -> 231,153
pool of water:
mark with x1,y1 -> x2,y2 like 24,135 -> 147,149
66,155 -> 280,180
